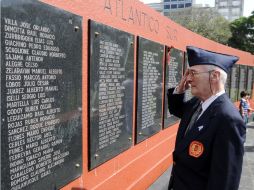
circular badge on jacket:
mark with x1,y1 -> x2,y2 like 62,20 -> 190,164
189,141 -> 204,158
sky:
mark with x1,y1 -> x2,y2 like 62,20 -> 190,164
139,0 -> 253,17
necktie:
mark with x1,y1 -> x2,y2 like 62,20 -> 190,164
184,103 -> 202,136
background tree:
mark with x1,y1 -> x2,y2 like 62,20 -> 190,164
168,7 -> 232,45
228,11 -> 254,54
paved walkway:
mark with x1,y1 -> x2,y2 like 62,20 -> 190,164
148,122 -> 254,190
239,122 -> 254,190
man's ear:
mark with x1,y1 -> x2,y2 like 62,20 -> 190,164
211,71 -> 220,81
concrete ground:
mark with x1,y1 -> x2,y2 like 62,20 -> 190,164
148,122 -> 254,190
239,122 -> 254,190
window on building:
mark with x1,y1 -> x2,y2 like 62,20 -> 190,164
171,0 -> 177,2
185,3 -> 192,7
232,1 -> 241,6
230,16 -> 240,21
171,4 -> 177,8
164,5 -> 170,9
219,1 -> 227,6
219,8 -> 229,14
163,10 -> 170,15
178,3 -> 184,8
232,8 -> 240,15
164,0 -> 170,2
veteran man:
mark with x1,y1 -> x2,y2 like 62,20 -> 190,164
167,46 -> 246,190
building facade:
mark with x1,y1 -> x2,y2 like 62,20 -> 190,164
147,0 -> 244,21
215,0 -> 244,21
148,0 -> 193,15
146,2 -> 164,14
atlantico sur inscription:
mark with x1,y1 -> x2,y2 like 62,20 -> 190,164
103,0 -> 178,41
104,0 -> 159,34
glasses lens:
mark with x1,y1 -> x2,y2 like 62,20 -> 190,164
189,70 -> 195,77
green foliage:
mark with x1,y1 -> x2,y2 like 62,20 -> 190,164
228,11 -> 254,54
168,7 -> 232,45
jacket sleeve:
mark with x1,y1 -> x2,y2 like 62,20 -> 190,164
167,88 -> 185,118
206,116 -> 245,190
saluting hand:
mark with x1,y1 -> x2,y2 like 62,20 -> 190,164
176,70 -> 190,93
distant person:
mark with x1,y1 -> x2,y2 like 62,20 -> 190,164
246,92 -> 253,121
167,46 -> 246,190
239,91 -> 249,124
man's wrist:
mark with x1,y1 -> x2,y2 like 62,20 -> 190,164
173,86 -> 185,94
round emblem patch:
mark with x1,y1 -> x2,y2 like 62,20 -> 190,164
189,141 -> 204,158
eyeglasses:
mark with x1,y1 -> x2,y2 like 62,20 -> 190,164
188,69 -> 214,78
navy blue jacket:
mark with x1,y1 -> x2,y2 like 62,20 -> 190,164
167,88 -> 246,190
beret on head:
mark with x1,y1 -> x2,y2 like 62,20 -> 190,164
186,46 -> 239,73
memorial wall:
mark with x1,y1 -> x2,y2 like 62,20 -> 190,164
136,37 -> 163,143
225,69 -> 231,97
1,0 -> 254,189
1,0 -> 82,189
163,48 -> 183,128
89,21 -> 134,169
183,53 -> 193,101
230,65 -> 240,102
247,67 -> 254,97
239,65 -> 248,98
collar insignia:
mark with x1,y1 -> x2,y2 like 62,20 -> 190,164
198,125 -> 204,131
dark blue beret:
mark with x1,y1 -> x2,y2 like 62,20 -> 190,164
186,46 -> 239,73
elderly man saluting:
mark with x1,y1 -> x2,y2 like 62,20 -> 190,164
167,46 -> 246,190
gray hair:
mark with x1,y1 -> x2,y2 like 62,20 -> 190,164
205,65 -> 228,85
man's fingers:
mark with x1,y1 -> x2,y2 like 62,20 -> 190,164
180,70 -> 189,86
183,69 -> 189,77
176,69 -> 191,93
